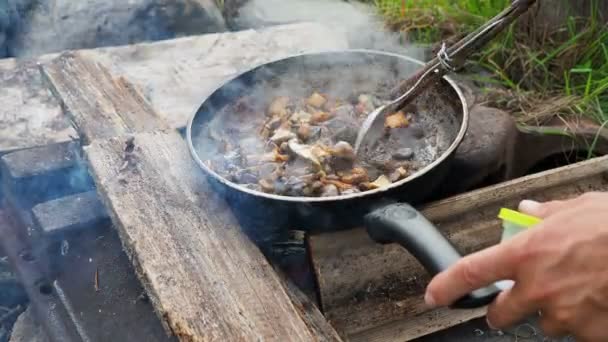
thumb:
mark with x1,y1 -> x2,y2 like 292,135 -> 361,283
518,199 -> 570,219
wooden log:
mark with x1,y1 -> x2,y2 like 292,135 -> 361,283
309,155 -> 608,341
41,52 -> 342,341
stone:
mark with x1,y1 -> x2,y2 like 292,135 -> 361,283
392,148 -> 414,160
31,191 -> 109,238
7,0 -> 227,57
9,307 -> 49,342
0,0 -> 8,57
1,141 -> 79,179
433,104 -> 518,198
0,259 -> 26,308
0,141 -> 94,206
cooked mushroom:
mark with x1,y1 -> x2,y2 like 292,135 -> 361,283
355,94 -> 376,114
385,111 -> 409,129
259,179 -> 275,193
320,184 -> 339,197
369,175 -> 391,189
331,141 -> 356,160
389,166 -> 408,183
306,92 -> 327,108
340,167 -> 369,185
323,98 -> 340,112
393,148 -> 414,160
287,140 -> 321,169
323,179 -> 353,191
208,87 -> 425,198
297,123 -> 312,141
270,127 -> 296,144
310,111 -> 331,124
268,96 -> 290,117
290,110 -> 312,123
341,188 -> 361,195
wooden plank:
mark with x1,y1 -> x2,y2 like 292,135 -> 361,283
41,52 -> 169,145
279,272 -> 345,342
0,59 -> 76,154
85,132 -> 319,341
78,22 -> 348,129
309,155 -> 608,341
42,52 -> 342,341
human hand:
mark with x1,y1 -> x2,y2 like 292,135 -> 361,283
424,192 -> 608,341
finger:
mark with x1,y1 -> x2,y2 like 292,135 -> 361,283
539,314 -> 570,338
425,241 -> 519,307
486,285 -> 538,329
518,199 -> 571,219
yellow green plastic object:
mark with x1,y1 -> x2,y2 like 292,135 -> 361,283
498,208 -> 542,242
498,208 -> 542,228
495,208 -> 542,290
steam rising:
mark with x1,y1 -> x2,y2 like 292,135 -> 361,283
234,0 -> 426,59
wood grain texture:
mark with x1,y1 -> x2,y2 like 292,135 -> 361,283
81,22 -> 348,129
86,132 -> 318,341
0,58 -> 76,153
309,155 -> 608,341
42,52 -> 341,341
279,272 -> 344,342
41,52 -> 168,145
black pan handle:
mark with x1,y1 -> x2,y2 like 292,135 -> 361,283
364,202 -> 501,309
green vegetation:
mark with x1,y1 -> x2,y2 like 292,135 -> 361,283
369,0 -> 608,126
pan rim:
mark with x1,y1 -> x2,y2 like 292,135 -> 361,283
186,48 -> 470,203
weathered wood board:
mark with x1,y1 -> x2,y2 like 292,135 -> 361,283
42,52 -> 342,341
309,154 -> 608,341
0,59 -> 77,153
0,22 -> 347,154
83,22 -> 347,129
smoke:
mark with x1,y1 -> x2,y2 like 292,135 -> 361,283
232,0 -> 427,59
2,0 -> 226,58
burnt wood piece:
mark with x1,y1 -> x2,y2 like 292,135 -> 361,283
41,52 -> 342,341
309,155 -> 608,341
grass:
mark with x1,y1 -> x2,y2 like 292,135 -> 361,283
367,0 -> 608,128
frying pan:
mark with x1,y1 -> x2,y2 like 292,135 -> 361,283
186,49 -> 501,309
